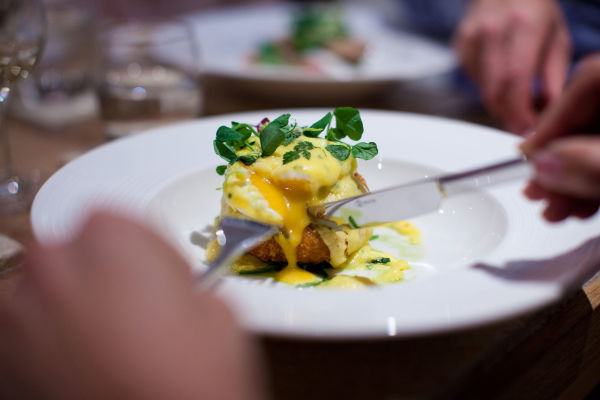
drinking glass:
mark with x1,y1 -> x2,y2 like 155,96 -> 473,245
97,19 -> 202,139
13,0 -> 97,130
0,0 -> 46,214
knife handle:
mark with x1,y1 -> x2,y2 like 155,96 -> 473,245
439,157 -> 531,197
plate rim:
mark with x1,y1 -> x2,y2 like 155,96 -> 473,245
31,109 -> 600,339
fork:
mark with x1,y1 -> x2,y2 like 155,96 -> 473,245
196,217 -> 277,289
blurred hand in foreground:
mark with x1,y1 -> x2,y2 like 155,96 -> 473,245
454,0 -> 571,135
521,54 -> 600,222
0,212 -> 265,400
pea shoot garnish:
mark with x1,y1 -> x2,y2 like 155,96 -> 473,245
213,107 -> 378,174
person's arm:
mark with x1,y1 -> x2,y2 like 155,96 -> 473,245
520,54 -> 600,222
454,0 -> 571,135
0,212 -> 266,400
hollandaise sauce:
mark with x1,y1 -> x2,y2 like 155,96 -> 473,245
248,169 -> 320,285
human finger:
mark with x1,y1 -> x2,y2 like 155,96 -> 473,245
502,10 -> 549,134
453,16 -> 482,81
521,55 -> 600,154
71,211 -> 192,282
479,16 -> 509,116
571,200 -> 600,219
541,193 -> 599,222
532,136 -> 600,199
542,192 -> 574,222
523,180 -> 547,200
540,27 -> 570,106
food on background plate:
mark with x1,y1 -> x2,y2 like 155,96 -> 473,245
207,107 -> 421,288
253,5 -> 365,69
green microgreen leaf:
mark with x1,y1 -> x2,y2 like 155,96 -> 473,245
370,257 -> 391,264
237,264 -> 280,275
216,165 -> 227,175
294,141 -> 314,152
325,144 -> 351,161
216,126 -> 243,142
348,215 -> 359,229
283,151 -> 300,164
283,131 -> 299,146
304,112 -> 332,137
333,107 -> 363,140
352,142 -> 378,160
298,262 -> 331,280
213,140 -> 238,164
213,107 -> 374,176
231,122 -> 257,138
257,42 -> 285,64
369,235 -> 379,241
295,141 -> 314,159
260,113 -> 290,156
326,127 -> 340,141
297,280 -> 324,288
237,155 -> 258,166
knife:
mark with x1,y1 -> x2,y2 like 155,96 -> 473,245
309,156 -> 531,230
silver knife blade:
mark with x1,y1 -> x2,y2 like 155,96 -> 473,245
309,156 -> 531,229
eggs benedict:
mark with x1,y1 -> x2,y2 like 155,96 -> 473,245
208,108 -> 419,288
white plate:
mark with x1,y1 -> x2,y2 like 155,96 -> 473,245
188,3 -> 456,99
32,109 -> 600,339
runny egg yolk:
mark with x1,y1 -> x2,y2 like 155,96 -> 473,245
248,170 -> 319,284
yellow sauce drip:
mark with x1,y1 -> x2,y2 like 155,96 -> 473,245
386,221 -> 422,244
248,170 -> 319,285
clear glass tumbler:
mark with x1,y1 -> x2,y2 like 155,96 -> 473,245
97,19 -> 202,139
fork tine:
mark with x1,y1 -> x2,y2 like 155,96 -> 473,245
196,217 -> 277,289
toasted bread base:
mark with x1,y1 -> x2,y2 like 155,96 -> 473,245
248,225 -> 330,264
247,172 -> 369,265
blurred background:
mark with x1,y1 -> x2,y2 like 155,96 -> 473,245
8,0 -> 600,139
8,0 -> 476,136
5,0 -> 600,226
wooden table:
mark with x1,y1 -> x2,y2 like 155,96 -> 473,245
2,75 -> 600,400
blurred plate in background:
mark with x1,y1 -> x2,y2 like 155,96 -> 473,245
188,2 -> 456,101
